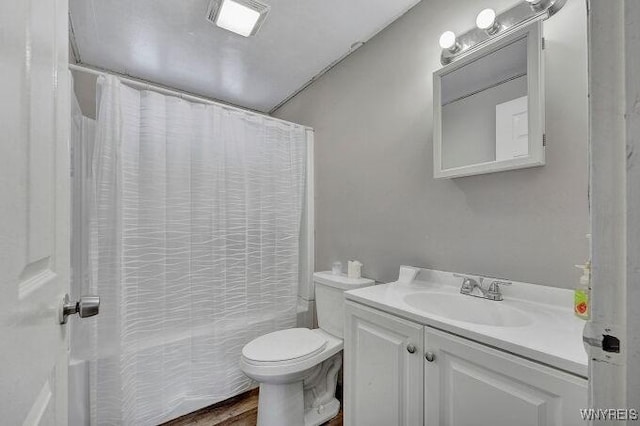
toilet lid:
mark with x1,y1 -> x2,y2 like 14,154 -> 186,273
242,328 -> 327,363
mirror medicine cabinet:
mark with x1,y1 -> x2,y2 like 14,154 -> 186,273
433,20 -> 544,179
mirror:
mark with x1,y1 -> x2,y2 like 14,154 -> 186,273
433,21 -> 544,179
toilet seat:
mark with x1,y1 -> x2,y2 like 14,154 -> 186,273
242,328 -> 328,364
240,329 -> 343,383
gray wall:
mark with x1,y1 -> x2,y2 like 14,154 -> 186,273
71,70 -> 98,119
273,0 -> 589,288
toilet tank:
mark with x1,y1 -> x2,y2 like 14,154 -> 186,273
313,271 -> 375,338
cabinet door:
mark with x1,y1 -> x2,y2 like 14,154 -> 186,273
424,327 -> 588,426
344,301 -> 424,426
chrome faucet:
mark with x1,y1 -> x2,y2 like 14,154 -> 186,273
454,274 -> 511,301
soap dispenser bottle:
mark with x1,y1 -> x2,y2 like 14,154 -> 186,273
574,261 -> 591,320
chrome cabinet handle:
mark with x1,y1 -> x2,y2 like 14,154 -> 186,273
60,294 -> 100,324
406,344 -> 417,354
425,351 -> 436,362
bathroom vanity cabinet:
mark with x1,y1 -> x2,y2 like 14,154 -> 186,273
344,301 -> 588,426
344,300 -> 425,425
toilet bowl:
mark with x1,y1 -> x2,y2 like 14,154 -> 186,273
240,271 -> 374,426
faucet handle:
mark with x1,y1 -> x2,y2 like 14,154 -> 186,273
486,280 -> 511,300
460,278 -> 474,293
454,274 -> 481,294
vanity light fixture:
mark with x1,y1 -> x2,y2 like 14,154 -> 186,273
439,31 -> 461,53
476,8 -> 501,35
437,0 -> 566,66
206,0 -> 270,37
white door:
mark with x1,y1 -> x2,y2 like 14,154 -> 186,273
424,327 -> 588,426
495,95 -> 529,161
0,0 -> 71,424
344,301 -> 424,426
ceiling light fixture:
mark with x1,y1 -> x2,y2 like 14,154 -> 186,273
475,8 -> 501,35
439,31 -> 461,53
207,0 -> 270,37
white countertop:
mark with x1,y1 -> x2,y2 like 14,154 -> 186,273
344,267 -> 589,378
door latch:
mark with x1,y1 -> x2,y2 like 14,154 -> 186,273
59,294 -> 100,324
583,334 -> 621,353
583,320 -> 623,365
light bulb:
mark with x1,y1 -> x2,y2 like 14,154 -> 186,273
476,8 -> 496,29
439,31 -> 457,50
476,8 -> 500,35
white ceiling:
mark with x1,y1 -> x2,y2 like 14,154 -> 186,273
70,0 -> 421,112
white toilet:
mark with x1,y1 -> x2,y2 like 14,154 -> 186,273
240,271 -> 374,426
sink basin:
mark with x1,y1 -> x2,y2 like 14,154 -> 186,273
403,292 -> 533,327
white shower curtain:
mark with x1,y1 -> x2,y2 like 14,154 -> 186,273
88,75 -> 307,425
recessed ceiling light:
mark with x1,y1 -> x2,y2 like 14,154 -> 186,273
207,0 -> 270,37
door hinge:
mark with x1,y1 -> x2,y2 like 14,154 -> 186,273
542,133 -> 546,147
541,37 -> 545,50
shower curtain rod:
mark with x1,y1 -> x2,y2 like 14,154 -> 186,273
69,63 -> 313,132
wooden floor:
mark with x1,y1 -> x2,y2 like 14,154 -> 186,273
162,389 -> 343,426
